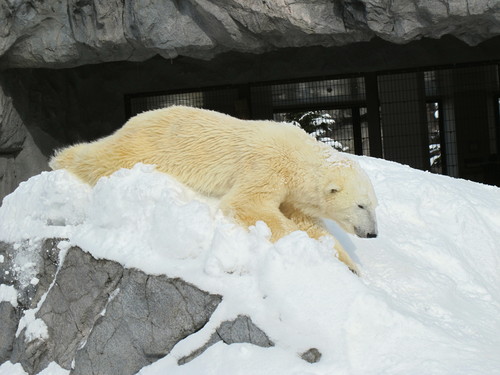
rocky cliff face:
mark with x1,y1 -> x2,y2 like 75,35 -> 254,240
0,239 -> 276,374
0,0 -> 499,69
0,84 -> 49,201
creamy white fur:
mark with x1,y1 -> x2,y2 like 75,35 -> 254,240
50,106 -> 378,273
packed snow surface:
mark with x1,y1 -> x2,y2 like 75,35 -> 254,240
1,156 -> 499,375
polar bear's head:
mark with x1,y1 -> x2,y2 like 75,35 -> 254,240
315,158 -> 378,238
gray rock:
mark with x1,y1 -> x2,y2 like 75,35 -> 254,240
72,270 -> 222,375
0,84 -> 25,152
123,0 -> 215,60
1,241 -> 226,375
0,239 -> 61,310
300,347 -> 322,363
28,239 -> 61,309
0,132 -> 50,205
215,315 -> 274,348
0,301 -> 20,364
0,1 -> 79,68
0,83 -> 50,204
68,0 -> 132,62
178,315 -> 274,365
0,239 -> 61,366
0,241 -> 17,286
0,0 -> 499,68
0,234 -> 278,373
11,246 -> 124,374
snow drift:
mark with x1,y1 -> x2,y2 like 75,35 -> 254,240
0,156 -> 499,375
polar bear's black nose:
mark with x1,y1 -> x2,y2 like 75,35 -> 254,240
367,233 -> 377,238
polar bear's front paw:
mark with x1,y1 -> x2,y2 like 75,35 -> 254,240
349,265 -> 360,276
335,248 -> 360,276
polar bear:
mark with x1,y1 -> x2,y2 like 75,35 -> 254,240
50,106 -> 378,273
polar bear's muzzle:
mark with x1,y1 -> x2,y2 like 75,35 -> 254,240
353,208 -> 378,238
354,226 -> 378,238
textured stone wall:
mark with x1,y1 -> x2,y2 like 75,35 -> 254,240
0,84 -> 49,201
0,0 -> 499,69
0,240 -> 277,374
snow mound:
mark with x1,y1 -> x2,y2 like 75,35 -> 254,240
1,158 -> 500,375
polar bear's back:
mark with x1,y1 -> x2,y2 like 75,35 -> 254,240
50,106 -> 315,194
119,106 -> 271,195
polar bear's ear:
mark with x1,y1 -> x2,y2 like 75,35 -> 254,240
327,183 -> 341,194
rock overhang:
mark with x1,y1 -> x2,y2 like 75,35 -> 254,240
0,0 -> 499,69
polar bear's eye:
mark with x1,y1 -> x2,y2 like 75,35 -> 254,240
327,184 -> 340,194
358,204 -> 365,209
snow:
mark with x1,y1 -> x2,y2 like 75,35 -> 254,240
0,362 -> 70,375
1,157 -> 499,375
0,362 -> 26,375
17,308 -> 49,343
0,284 -> 18,307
